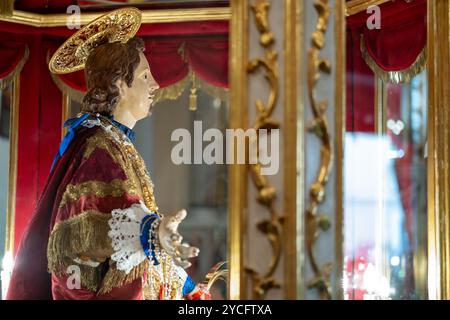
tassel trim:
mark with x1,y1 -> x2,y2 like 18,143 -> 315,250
50,68 -> 228,106
47,211 -> 112,292
47,210 -> 148,294
150,70 -> 229,104
47,211 -> 112,270
98,259 -> 149,295
197,75 -> 229,102
360,34 -> 427,84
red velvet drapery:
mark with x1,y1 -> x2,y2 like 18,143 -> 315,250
0,19 -> 228,254
57,35 -> 229,93
0,40 -> 28,80
346,0 -> 426,132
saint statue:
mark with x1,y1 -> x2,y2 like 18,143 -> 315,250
6,8 -> 211,300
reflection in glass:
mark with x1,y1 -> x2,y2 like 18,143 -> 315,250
0,82 -> 13,299
344,71 -> 428,300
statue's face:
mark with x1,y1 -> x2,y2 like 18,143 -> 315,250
116,52 -> 159,120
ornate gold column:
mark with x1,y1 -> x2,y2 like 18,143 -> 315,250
229,0 -> 249,300
5,76 -> 19,257
284,0 -> 302,300
241,0 -> 304,299
245,0 -> 283,300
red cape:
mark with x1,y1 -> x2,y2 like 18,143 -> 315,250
6,127 -> 98,300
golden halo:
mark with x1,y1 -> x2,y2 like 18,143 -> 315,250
49,7 -> 142,74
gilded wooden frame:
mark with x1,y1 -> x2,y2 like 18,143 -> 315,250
284,0 -> 302,300
4,76 -> 19,256
228,0 -> 248,300
0,8 -> 230,26
334,0 -> 346,300
427,0 -> 450,300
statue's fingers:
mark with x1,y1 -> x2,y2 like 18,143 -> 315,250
170,232 -> 183,245
161,234 -> 177,255
173,256 -> 192,269
174,209 -> 187,221
164,209 -> 187,232
176,243 -> 200,259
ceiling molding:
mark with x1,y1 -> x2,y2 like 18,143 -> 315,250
0,7 -> 231,27
346,0 -> 392,16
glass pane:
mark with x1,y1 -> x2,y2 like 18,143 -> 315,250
0,81 -> 14,300
135,86 -> 229,299
343,71 -> 428,300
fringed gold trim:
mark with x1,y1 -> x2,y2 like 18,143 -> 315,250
154,71 -> 229,104
47,211 -> 112,272
0,46 -> 29,90
50,72 -> 85,104
360,35 -> 427,84
58,179 -> 139,208
47,211 -> 114,292
0,0 -> 14,16
98,259 -> 149,295
154,75 -> 189,103
197,75 -> 229,102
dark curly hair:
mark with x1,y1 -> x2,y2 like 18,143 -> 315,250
81,37 -> 145,115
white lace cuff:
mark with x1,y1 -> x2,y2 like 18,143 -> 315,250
108,201 -> 157,274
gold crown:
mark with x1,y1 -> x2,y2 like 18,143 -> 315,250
49,7 -> 142,74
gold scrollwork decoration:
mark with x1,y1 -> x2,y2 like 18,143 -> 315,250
306,0 -> 333,300
245,0 -> 283,300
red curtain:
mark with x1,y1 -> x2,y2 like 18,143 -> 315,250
346,0 -> 426,132
0,33 -> 64,254
346,28 -> 375,132
0,19 -> 228,254
57,35 -> 229,93
0,40 -> 28,80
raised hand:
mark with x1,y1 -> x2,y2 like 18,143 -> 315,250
158,209 -> 199,268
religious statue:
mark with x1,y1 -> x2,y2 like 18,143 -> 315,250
6,8 -> 212,300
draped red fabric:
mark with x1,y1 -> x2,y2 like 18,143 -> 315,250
187,38 -> 228,87
0,41 -> 27,79
346,0 -> 427,131
5,35 -> 63,255
145,39 -> 189,88
147,37 -> 229,88
362,0 -> 426,72
49,22 -> 229,93
0,19 -> 228,255
6,127 -> 105,300
56,36 -> 229,92
346,28 -> 375,132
